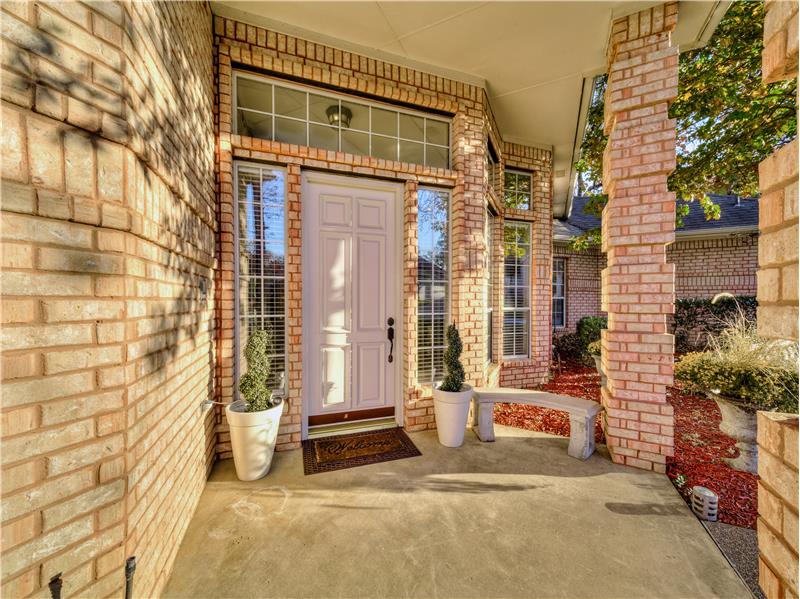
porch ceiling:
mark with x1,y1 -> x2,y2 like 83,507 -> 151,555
212,1 -> 729,217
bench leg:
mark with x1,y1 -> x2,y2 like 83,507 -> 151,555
471,399 -> 495,442
568,413 -> 596,460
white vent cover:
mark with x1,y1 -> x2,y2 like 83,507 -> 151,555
691,486 -> 719,522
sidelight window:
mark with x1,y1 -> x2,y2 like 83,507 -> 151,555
235,163 -> 287,392
417,188 -> 450,383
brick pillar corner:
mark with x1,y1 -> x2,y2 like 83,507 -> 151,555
600,1 -> 679,472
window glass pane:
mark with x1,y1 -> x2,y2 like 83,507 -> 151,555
426,119 -> 448,146
309,94 -> 335,124
309,124 -> 338,151
426,145 -> 449,169
341,130 -> 369,155
417,188 -> 449,383
372,135 -> 397,161
238,109 -> 272,140
503,221 -> 531,359
236,78 -> 272,113
237,165 -> 286,391
342,101 -> 369,131
504,171 -> 532,210
399,114 -> 424,141
372,107 -> 397,136
504,171 -> 517,192
275,117 -> 307,145
399,140 -> 424,165
274,86 -> 306,119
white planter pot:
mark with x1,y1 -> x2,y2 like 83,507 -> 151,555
707,392 -> 758,474
433,384 -> 473,447
225,398 -> 285,481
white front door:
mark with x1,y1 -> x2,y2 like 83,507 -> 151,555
302,173 -> 400,429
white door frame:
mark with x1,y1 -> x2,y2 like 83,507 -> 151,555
301,171 -> 404,440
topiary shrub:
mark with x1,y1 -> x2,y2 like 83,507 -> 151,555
439,322 -> 466,392
576,316 -> 607,352
587,340 -> 602,356
239,329 -> 280,412
674,315 -> 798,413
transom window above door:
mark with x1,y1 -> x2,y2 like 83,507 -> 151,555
234,72 -> 451,169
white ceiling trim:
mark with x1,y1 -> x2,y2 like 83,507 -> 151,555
209,1 -> 488,88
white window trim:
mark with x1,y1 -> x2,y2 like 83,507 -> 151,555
233,71 -> 451,168
552,257 -> 567,330
416,186 -> 451,385
502,220 -> 532,360
233,161 -> 289,399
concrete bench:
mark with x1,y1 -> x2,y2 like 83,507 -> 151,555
471,387 -> 603,460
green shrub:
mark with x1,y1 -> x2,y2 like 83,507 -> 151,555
587,340 -> 602,356
239,329 -> 280,412
553,332 -> 584,361
576,316 -> 607,351
439,323 -> 466,393
674,314 -> 798,412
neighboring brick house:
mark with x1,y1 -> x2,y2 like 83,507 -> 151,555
552,195 -> 759,333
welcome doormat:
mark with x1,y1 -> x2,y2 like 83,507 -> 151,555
302,427 -> 421,475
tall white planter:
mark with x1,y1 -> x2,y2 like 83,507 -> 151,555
225,398 -> 284,481
433,384 -> 473,447
708,393 -> 758,474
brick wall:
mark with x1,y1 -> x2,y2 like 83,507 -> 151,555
553,234 -> 758,334
553,243 -> 605,332
212,16 -> 553,450
757,3 -> 799,598
1,2 -> 215,597
757,413 -> 799,599
600,2 -> 678,472
671,235 -> 758,297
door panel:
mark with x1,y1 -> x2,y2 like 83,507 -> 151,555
354,343 -> 385,408
355,236 -> 384,332
303,175 -> 398,421
321,233 -> 350,331
320,345 -> 349,410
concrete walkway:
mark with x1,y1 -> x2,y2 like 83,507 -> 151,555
163,426 -> 750,599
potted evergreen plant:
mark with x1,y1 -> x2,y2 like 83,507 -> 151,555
432,322 -> 473,447
226,328 -> 285,481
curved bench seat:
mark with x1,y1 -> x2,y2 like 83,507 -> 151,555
471,387 -> 603,460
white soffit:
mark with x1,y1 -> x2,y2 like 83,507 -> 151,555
212,1 -> 729,216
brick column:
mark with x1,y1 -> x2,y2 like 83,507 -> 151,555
600,2 -> 679,472
450,102 -> 487,387
757,0 -> 798,342
757,3 -> 798,599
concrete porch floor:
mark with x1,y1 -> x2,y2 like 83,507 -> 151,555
163,425 -> 750,599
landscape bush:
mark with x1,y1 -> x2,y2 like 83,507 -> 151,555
674,314 -> 798,413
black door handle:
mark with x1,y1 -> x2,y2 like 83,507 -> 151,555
387,317 -> 395,363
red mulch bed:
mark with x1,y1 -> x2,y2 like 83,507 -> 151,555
493,361 -> 758,529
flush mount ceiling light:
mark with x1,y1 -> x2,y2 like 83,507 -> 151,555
326,104 -> 352,128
